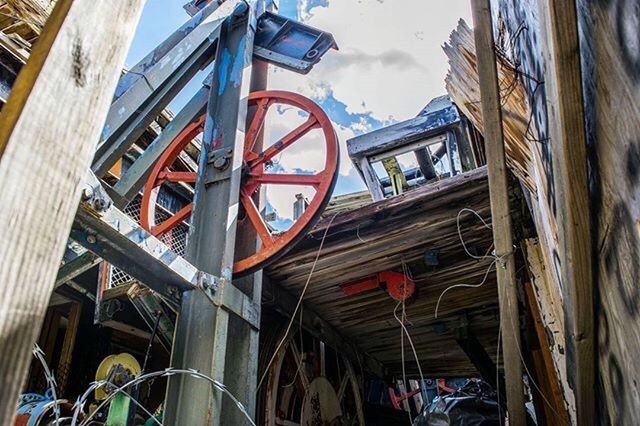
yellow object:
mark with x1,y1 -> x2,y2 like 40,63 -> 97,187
94,353 -> 141,400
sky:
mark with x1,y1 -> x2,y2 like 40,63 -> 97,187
125,0 -> 472,221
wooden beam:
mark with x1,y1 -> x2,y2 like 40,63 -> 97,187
523,238 -> 573,416
57,301 -> 82,393
454,326 -> 504,396
0,0 -> 144,422
524,281 -> 570,425
538,2 -> 594,423
470,0 -> 525,424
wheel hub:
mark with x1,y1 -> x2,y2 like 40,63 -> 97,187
140,90 -> 339,276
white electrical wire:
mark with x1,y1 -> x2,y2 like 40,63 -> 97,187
456,208 -> 495,261
397,300 -> 411,424
393,301 -> 428,399
445,207 -> 561,421
434,258 -> 497,319
256,213 -> 339,392
396,300 -> 420,423
434,208 -> 504,319
391,260 -> 428,419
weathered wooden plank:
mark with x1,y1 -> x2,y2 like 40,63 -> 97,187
575,0 -> 640,421
471,0 -> 525,423
537,1 -> 594,422
524,281 -> 570,425
267,164 -> 512,377
444,20 -> 535,192
0,0 -> 143,422
312,166 -> 489,232
523,238 -> 573,417
57,301 -> 81,393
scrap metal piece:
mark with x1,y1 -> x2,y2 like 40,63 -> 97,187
340,271 -> 415,302
72,171 -> 260,327
254,12 -> 338,74
347,96 -> 478,201
91,0 -> 241,177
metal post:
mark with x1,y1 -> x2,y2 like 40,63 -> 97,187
219,54 -> 269,422
163,2 -> 257,423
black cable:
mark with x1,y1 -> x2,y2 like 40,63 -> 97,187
141,312 -> 162,375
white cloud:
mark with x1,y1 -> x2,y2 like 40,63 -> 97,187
261,105 -> 356,219
269,0 -> 472,121
262,0 -> 472,217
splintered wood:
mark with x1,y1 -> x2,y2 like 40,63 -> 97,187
0,0 -> 58,60
444,19 -> 535,192
0,0 -> 55,33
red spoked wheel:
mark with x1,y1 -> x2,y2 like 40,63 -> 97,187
140,90 -> 339,276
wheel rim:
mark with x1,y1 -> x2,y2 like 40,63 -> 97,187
140,90 -> 339,276
264,330 -> 365,426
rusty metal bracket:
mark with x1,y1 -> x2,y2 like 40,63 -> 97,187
204,147 -> 234,185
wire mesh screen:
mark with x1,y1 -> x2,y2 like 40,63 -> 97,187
105,195 -> 190,290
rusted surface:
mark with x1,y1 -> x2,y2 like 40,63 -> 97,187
268,167 -> 522,377
141,90 -> 339,276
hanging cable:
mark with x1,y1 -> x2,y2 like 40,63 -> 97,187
442,208 -> 562,420
435,208 -> 503,318
257,213 -> 339,391
397,299 -> 412,424
393,301 -> 427,399
141,312 -> 161,374
281,304 -> 305,389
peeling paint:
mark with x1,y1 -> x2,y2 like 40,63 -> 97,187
217,48 -> 232,96
230,36 -> 247,88
101,125 -> 111,140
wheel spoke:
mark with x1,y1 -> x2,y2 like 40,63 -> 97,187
151,203 -> 192,236
159,169 -> 197,183
240,192 -> 274,248
289,340 -> 310,391
253,173 -> 323,188
245,98 -> 270,154
249,116 -> 318,169
276,419 -> 300,426
337,372 -> 351,401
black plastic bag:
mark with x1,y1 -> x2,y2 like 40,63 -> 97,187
413,380 -> 501,426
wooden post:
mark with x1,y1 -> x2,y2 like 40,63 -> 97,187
454,327 -> 505,397
524,282 -> 570,425
0,0 -> 143,422
538,2 -> 594,423
57,301 -> 82,393
470,0 -> 526,424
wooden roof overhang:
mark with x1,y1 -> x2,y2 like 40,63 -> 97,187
267,166 -> 523,377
